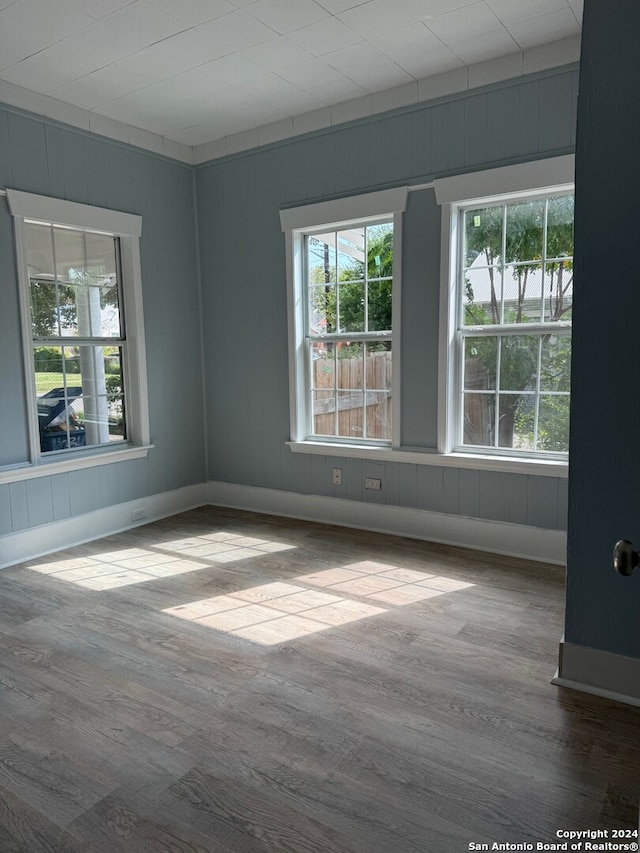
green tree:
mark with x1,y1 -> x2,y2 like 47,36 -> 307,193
311,225 -> 393,347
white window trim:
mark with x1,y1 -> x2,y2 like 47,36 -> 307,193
281,186 -> 408,449
435,155 -> 575,466
3,189 -> 152,482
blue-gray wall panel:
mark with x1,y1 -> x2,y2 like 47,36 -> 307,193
487,86 -> 521,164
51,473 -> 71,521
196,68 -> 577,532
44,126 -> 66,200
0,111 -> 12,187
9,481 -> 28,530
0,485 -> 11,535
0,104 -> 205,541
464,94 -> 488,168
60,129 -> 89,204
7,114 -> 49,194
400,188 -> 440,449
25,478 -> 54,528
410,108 -> 432,179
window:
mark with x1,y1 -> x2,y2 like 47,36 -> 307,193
281,188 -> 407,448
7,190 -> 150,470
436,156 -> 575,461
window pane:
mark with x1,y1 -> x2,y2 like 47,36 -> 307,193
24,222 -> 55,278
499,336 -> 540,393
52,228 -> 121,338
311,342 -> 335,436
546,195 -> 574,260
540,335 -> 571,392
308,284 -> 335,335
463,392 -> 495,446
336,342 -> 364,439
35,345 -> 126,453
312,390 -> 337,437
364,342 -> 391,441
308,233 -> 336,285
337,227 -> 365,281
543,260 -> 573,322
463,265 -> 501,325
499,393 -> 535,450
367,223 -> 393,278
502,265 -> 544,324
464,206 -> 503,269
537,395 -> 570,452
505,199 -> 544,263
338,281 -> 364,332
367,280 -> 392,332
464,337 -> 497,391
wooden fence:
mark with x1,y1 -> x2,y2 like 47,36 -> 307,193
312,350 -> 391,440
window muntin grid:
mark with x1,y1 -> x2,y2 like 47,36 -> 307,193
305,220 -> 393,444
457,193 -> 574,456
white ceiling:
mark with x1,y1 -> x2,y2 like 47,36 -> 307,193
0,0 -> 583,158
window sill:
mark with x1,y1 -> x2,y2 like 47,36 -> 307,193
0,444 -> 154,485
286,441 -> 568,478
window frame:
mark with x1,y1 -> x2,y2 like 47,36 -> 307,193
435,156 -> 575,463
5,189 -> 151,481
281,187 -> 408,449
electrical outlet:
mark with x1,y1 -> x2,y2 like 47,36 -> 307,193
332,467 -> 342,485
365,477 -> 382,491
131,508 -> 147,522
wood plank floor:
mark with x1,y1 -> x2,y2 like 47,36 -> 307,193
1,506 -> 638,852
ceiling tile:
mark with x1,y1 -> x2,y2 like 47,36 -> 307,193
0,0 -> 94,70
145,0 -> 235,25
99,0 -> 187,42
390,44 -> 464,79
51,76 -> 124,109
487,0 -> 568,27
79,0 -> 138,18
288,17 -> 362,56
420,0 -> 480,16
324,41 -> 394,76
241,71 -> 330,112
246,0 -> 329,35
0,0 -> 584,151
339,0 -> 446,39
241,36 -> 311,70
73,58 -> 159,97
315,0 -> 364,12
1,20 -> 150,93
449,27 -> 520,64
371,22 -> 442,64
426,2 -> 501,41
279,56 -> 360,89
508,7 -> 580,48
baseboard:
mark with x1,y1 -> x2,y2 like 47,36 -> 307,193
206,481 -> 567,565
0,482 -> 207,570
552,640 -> 640,707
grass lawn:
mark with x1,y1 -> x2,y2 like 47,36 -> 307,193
34,373 -> 82,396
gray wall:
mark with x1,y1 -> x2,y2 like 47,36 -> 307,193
566,0 -> 640,658
0,107 -> 205,538
196,66 -> 578,531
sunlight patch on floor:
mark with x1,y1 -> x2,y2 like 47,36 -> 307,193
162,560 -> 475,645
25,535 -> 296,590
